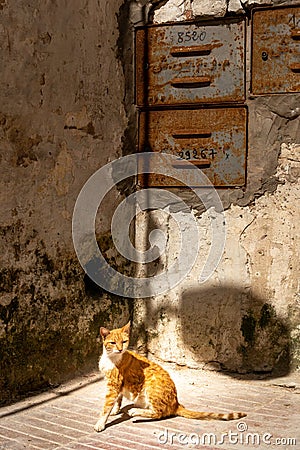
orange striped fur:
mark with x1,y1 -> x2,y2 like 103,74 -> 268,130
94,322 -> 246,432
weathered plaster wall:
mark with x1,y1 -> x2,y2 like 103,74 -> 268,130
0,1 -> 132,404
135,143 -> 299,373
133,0 -> 300,374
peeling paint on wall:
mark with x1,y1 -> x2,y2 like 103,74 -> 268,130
131,0 -> 300,374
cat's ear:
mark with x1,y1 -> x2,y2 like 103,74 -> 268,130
122,321 -> 131,335
100,327 -> 110,339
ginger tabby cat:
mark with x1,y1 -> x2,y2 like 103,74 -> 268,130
94,322 -> 246,432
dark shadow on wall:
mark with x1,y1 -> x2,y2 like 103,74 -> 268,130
178,285 -> 291,378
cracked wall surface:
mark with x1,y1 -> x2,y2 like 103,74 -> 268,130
0,0 -> 132,404
135,144 -> 299,374
132,0 -> 300,374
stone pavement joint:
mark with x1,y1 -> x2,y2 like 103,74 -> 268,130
0,367 -> 299,450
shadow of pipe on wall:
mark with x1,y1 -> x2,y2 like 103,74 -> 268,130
179,285 -> 291,378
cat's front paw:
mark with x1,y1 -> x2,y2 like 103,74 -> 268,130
128,407 -> 141,417
110,405 -> 121,416
94,419 -> 106,432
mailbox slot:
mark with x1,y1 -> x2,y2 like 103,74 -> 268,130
291,29 -> 300,40
135,18 -> 246,106
251,5 -> 300,95
138,106 -> 247,187
170,44 -> 213,56
171,76 -> 212,88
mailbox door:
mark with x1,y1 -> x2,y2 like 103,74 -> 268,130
138,107 -> 247,187
251,6 -> 300,95
136,18 -> 246,106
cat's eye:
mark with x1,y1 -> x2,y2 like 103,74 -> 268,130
122,340 -> 128,344
109,341 -> 116,345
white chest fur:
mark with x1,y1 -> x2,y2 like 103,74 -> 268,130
99,347 -> 122,373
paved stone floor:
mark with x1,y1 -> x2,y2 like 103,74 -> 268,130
0,366 -> 299,450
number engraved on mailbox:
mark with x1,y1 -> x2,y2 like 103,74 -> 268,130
177,30 -> 207,44
178,148 -> 218,160
288,13 -> 300,28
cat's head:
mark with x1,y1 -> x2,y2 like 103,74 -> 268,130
100,321 -> 130,357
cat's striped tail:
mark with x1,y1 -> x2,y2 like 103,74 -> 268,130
176,404 -> 246,421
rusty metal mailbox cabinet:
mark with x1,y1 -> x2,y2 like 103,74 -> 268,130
138,107 -> 247,187
136,18 -> 247,187
136,18 -> 246,106
251,5 -> 300,95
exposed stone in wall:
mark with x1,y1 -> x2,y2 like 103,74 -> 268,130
192,0 -> 227,17
0,1 -> 132,404
153,0 -> 187,23
132,0 -> 300,374
151,0 -> 300,22
228,0 -> 245,13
